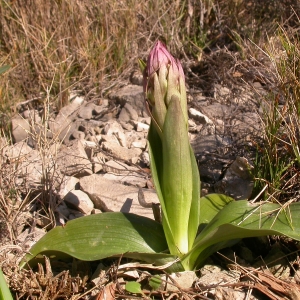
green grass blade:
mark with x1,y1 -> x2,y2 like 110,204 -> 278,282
0,65 -> 10,75
0,269 -> 13,300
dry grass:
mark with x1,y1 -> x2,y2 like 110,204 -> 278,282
0,0 -> 298,124
0,0 -> 300,298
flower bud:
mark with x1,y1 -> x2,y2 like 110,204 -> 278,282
143,41 -> 188,137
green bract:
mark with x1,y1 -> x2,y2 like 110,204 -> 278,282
20,41 -> 300,272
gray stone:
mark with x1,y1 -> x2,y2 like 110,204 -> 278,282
103,121 -> 127,147
72,130 -> 85,140
109,84 -> 144,114
160,271 -> 197,292
102,142 -> 142,161
102,160 -> 147,187
191,135 -> 229,154
49,96 -> 84,142
78,103 -> 95,119
3,141 -> 32,162
11,117 -> 30,143
215,287 -> 248,300
80,174 -> 159,219
119,103 -> 139,122
56,140 -> 93,177
64,190 -> 94,215
92,152 -> 105,173
22,109 -> 41,123
58,176 -> 79,198
215,157 -> 254,200
189,108 -> 214,125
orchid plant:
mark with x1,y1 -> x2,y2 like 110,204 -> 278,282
20,41 -> 300,272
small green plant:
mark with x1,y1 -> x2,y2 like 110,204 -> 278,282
20,41 -> 300,272
253,24 -> 300,201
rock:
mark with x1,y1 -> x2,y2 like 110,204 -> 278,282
141,151 -> 150,166
92,152 -> 106,173
56,140 -> 93,177
58,176 -> 80,198
119,103 -> 139,122
64,190 -> 94,215
3,141 -> 32,162
80,174 -> 159,219
215,156 -> 254,200
130,70 -> 143,86
189,108 -> 214,125
197,264 -> 240,297
102,160 -> 147,187
49,95 -> 84,142
109,84 -> 144,114
215,287 -> 248,300
131,139 -> 147,149
160,271 -> 197,292
78,103 -> 95,119
102,142 -> 142,161
103,121 -> 127,147
11,117 -> 30,143
22,109 -> 41,123
56,202 -> 71,219
71,130 -> 85,140
136,122 -> 149,132
192,135 -> 229,154
17,227 -> 46,251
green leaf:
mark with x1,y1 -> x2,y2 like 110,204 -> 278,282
125,281 -> 142,294
188,144 -> 201,249
148,122 -> 177,256
149,275 -> 162,291
182,200 -> 300,270
199,194 -> 234,231
0,65 -> 10,75
162,96 -> 193,255
0,269 -> 13,300
20,212 -> 183,271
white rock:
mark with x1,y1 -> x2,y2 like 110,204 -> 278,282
103,121 -> 127,147
64,190 -> 94,215
136,122 -> 149,132
188,108 -> 214,125
131,139 -> 147,149
59,176 -> 79,198
80,174 -> 159,219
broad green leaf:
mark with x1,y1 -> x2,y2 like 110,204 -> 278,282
199,194 -> 234,231
0,269 -> 13,300
20,212 -> 182,271
0,65 -> 10,75
162,96 -> 193,255
182,200 -> 300,270
125,282 -> 142,294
